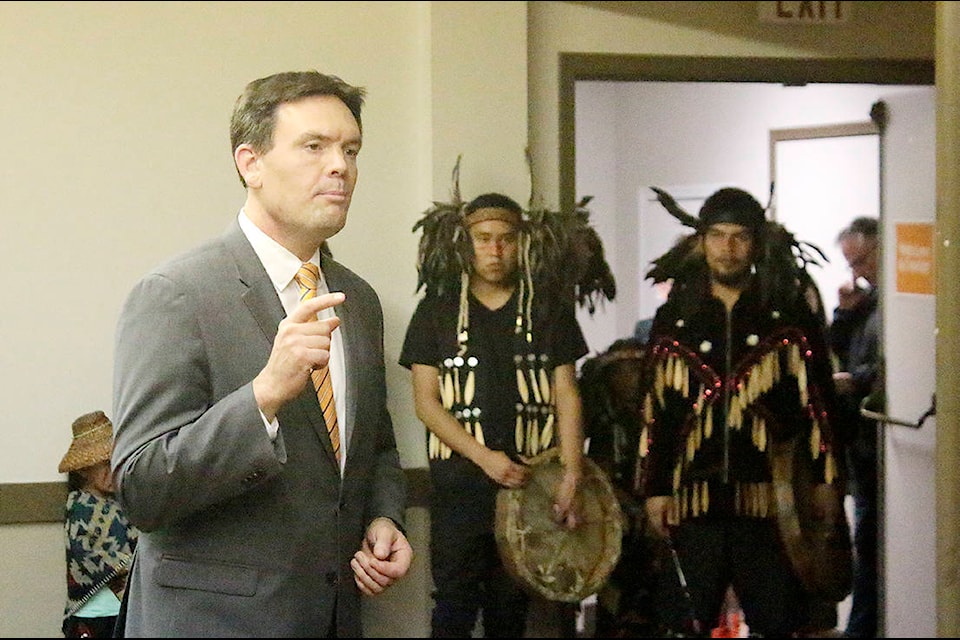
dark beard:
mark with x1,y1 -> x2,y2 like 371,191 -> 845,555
710,266 -> 752,289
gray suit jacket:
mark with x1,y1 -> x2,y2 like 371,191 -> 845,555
111,220 -> 406,637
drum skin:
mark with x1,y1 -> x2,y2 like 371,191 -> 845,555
770,434 -> 853,602
495,447 -> 623,602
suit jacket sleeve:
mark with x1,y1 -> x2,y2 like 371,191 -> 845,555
111,252 -> 284,531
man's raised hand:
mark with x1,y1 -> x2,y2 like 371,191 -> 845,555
253,292 -> 345,421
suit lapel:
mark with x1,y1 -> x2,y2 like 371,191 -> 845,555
222,222 -> 285,344
223,221 -> 342,470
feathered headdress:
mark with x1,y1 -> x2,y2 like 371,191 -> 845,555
412,154 -> 616,314
646,185 -> 828,311
411,154 -> 617,460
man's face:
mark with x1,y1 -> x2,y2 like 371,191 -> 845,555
703,222 -> 755,287
242,94 -> 362,258
841,232 -> 879,287
468,217 -> 519,286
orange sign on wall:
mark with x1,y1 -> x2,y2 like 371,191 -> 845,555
896,222 -> 935,295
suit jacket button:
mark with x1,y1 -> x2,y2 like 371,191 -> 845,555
325,571 -> 338,586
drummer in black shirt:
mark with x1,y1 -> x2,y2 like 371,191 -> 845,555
399,191 -> 589,638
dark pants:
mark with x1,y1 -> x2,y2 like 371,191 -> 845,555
430,531 -> 529,638
63,615 -> 117,638
846,443 -> 878,638
654,517 -> 808,637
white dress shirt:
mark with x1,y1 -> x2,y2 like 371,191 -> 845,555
237,209 -> 347,472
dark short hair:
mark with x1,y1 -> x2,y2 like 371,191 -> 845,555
463,192 -> 523,228
838,216 -> 879,242
229,70 -> 366,186
698,187 -> 765,232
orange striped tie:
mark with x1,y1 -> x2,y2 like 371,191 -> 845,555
294,262 -> 341,463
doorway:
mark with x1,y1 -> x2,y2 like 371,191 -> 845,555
560,54 -> 934,637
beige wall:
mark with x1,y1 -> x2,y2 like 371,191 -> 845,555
0,1 -> 938,637
0,2 -> 526,636
936,2 -> 960,635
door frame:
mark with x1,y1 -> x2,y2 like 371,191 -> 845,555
558,53 -> 934,634
558,54 -> 933,213
768,120 -> 880,183
768,119 -> 881,317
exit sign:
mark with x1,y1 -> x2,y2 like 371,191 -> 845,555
758,1 -> 852,24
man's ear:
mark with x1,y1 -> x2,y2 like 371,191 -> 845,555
234,144 -> 261,188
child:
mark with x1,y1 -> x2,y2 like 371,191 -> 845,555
58,410 -> 138,638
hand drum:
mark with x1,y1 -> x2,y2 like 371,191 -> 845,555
494,447 -> 623,602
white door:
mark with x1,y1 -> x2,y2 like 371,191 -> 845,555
878,88 -> 937,638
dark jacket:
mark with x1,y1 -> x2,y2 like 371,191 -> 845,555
829,287 -> 880,480
638,273 -> 841,521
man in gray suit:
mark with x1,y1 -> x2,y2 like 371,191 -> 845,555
111,70 -> 412,637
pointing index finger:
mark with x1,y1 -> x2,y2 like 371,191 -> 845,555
290,291 -> 346,323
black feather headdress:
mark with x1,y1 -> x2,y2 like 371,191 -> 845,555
412,154 -> 616,314
644,187 -> 705,286
646,185 -> 828,311
411,159 -> 470,299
